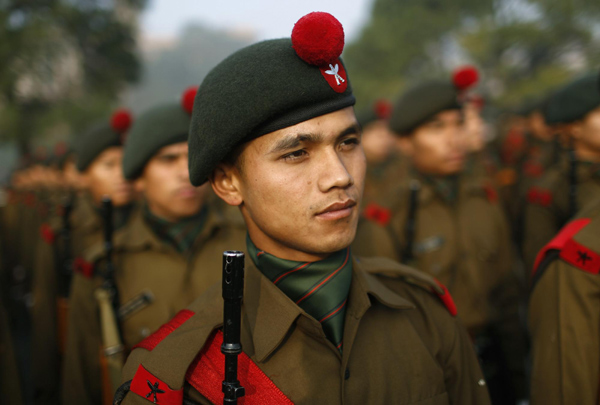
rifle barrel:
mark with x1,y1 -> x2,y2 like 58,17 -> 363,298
221,251 -> 245,404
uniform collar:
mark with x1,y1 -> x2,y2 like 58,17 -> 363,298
245,256 -> 415,362
117,201 -> 225,254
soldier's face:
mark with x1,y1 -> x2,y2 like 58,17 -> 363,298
135,142 -> 209,222
84,147 -> 133,207
573,107 -> 600,158
212,107 -> 366,262
361,120 -> 396,164
398,109 -> 467,176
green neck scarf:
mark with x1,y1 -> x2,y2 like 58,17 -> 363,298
143,204 -> 208,253
247,235 -> 352,353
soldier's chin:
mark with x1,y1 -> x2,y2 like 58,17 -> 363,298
317,229 -> 356,253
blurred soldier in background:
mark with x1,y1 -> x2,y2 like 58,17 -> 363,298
62,89 -> 246,405
529,196 -> 600,404
30,110 -> 136,404
354,71 -> 527,404
355,99 -> 402,206
522,73 -> 600,272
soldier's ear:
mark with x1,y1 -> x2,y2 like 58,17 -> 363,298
209,163 -> 243,206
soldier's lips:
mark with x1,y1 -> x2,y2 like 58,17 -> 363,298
175,187 -> 198,198
315,200 -> 356,220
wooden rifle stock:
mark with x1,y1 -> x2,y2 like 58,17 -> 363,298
96,196 -> 125,405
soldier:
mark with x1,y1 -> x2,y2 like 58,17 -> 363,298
61,88 -> 246,405
529,196 -> 600,404
31,111 -> 136,404
356,99 -> 402,206
115,12 -> 490,405
352,71 -> 526,403
522,73 -> 600,272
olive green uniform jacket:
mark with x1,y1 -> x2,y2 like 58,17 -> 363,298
30,193 -> 111,403
353,172 -> 526,400
362,154 -> 406,208
522,159 -> 600,272
118,256 -> 490,405
353,173 -> 518,331
61,205 -> 246,405
529,198 -> 600,404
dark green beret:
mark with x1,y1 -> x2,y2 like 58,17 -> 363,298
514,96 -> 545,117
75,122 -> 123,172
389,81 -> 461,136
123,102 -> 191,180
543,74 -> 600,125
356,100 -> 392,128
188,13 -> 355,186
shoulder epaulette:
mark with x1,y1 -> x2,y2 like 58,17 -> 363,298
430,278 -> 458,317
362,203 -> 392,226
133,309 -> 195,352
527,186 -> 553,206
39,223 -> 56,245
73,257 -> 95,278
533,218 -> 595,278
360,256 -> 458,317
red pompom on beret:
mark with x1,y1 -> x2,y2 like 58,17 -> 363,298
181,86 -> 198,115
374,99 -> 393,120
110,109 -> 133,134
453,65 -> 479,91
292,12 -> 345,66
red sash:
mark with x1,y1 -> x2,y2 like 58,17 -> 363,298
186,330 -> 293,405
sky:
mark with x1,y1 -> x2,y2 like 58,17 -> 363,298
140,0 -> 374,41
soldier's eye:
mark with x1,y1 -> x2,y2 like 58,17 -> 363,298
340,137 -> 360,149
281,149 -> 307,162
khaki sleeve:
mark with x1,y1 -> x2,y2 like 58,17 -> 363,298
441,315 -> 491,404
30,237 -> 60,403
61,272 -> 103,405
529,260 -> 600,404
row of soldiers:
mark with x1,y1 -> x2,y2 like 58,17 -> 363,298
1,10 -> 599,405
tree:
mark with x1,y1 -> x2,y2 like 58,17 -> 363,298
344,0 -> 600,108
0,0 -> 147,153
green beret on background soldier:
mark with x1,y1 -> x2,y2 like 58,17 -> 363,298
529,194 -> 600,404
522,73 -> 600,272
31,110 -> 137,404
355,99 -> 403,206
61,88 -> 246,405
352,68 -> 527,404
114,12 -> 490,405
